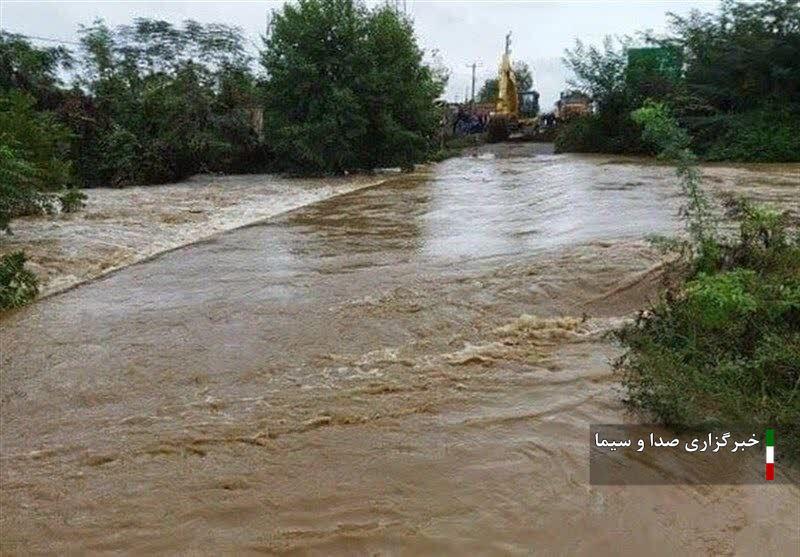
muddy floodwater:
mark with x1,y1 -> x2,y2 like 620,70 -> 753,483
1,144 -> 798,554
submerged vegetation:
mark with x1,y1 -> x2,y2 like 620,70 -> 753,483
616,103 -> 800,458
558,0 -> 800,162
0,251 -> 39,309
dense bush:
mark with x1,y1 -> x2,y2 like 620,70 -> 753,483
2,22 -> 272,195
0,251 -> 39,309
616,208 -> 800,454
0,32 -> 82,236
558,0 -> 800,162
558,36 -> 667,155
669,0 -> 799,114
0,90 -> 72,230
59,188 -> 87,213
697,107 -> 800,163
73,19 -> 269,187
0,91 -> 71,188
0,144 -> 39,232
261,0 -> 445,174
616,103 -> 800,459
554,110 -> 654,155
2,7 -> 448,186
0,88 -> 69,311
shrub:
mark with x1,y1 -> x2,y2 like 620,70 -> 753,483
632,101 -> 716,254
683,270 -> 758,329
59,188 -> 87,213
700,107 -> 800,163
0,143 -> 40,232
616,230 -> 800,442
558,1 -> 800,162
0,91 -> 72,230
0,251 -> 39,309
97,124 -> 140,187
616,101 -> 800,460
554,111 -> 653,155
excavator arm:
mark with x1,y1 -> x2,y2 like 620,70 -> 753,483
488,32 -> 519,142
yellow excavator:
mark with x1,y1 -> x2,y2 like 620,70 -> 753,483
487,32 -> 537,142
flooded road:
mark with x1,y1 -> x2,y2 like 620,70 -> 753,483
2,144 -> 799,554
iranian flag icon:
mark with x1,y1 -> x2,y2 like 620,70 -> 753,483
766,428 -> 775,481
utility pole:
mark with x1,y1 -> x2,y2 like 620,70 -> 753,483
466,61 -> 482,104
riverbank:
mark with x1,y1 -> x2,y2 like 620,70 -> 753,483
0,172 -> 405,298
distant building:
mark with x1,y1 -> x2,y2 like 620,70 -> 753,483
555,90 -> 592,120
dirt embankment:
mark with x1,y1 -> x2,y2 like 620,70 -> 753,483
1,172 -> 401,298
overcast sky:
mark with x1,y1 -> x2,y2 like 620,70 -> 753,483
0,1 -> 717,108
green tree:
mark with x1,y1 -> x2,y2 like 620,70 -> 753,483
0,91 -> 72,231
664,0 -> 800,160
0,31 -> 72,108
75,18 -> 264,185
360,6 -> 444,167
666,0 -> 800,112
261,0 -> 443,173
0,34 -> 76,242
513,61 -> 533,92
558,36 -> 652,155
477,78 -> 498,104
559,0 -> 800,161
562,36 -> 631,110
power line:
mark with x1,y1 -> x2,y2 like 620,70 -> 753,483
1,30 -> 81,46
4,29 -> 266,58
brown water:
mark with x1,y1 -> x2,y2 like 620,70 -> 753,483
2,144 -> 798,555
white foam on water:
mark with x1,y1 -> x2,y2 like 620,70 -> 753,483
2,172 -> 395,297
